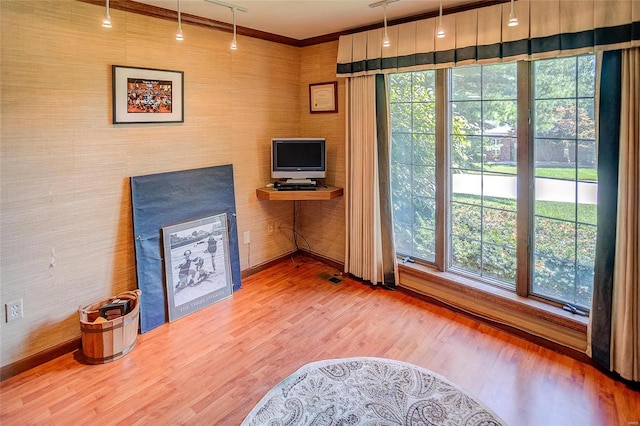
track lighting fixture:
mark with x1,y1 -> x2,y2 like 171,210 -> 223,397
176,0 -> 184,40
437,0 -> 445,38
231,8 -> 237,50
370,0 -> 398,48
508,0 -> 519,27
205,0 -> 248,50
382,4 -> 390,47
102,0 -> 112,28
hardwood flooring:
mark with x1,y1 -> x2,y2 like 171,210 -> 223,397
1,256 -> 638,425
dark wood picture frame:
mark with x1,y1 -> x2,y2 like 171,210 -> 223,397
112,65 -> 184,124
309,81 -> 338,114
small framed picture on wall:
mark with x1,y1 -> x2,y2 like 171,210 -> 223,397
309,81 -> 338,113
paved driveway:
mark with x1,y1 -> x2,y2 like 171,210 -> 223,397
452,174 -> 597,205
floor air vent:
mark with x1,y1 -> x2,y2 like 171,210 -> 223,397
317,272 -> 343,285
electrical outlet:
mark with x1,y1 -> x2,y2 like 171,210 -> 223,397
267,224 -> 274,236
243,231 -> 250,245
5,299 -> 23,323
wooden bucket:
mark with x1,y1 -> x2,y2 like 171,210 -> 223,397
78,289 -> 141,365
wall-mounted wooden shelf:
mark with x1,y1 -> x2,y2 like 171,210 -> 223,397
256,186 -> 343,201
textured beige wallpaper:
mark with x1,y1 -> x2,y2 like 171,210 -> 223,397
298,42 -> 346,264
0,0 -> 345,367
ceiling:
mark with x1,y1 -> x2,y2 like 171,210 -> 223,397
130,0 -> 484,41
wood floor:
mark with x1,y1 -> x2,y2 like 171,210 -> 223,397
1,257 -> 638,425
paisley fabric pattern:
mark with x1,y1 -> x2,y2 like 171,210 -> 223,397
242,357 -> 507,426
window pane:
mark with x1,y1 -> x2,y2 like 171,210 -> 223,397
483,245 -> 517,284
483,101 -> 517,134
389,70 -> 437,263
483,206 -> 517,246
451,202 -> 481,238
451,177 -> 482,205
534,100 -> 577,139
539,201 -> 579,224
392,133 -> 411,165
414,196 -> 436,230
534,139 -> 574,174
413,103 -> 436,133
415,228 -> 436,262
534,57 -> 577,99
532,55 -> 596,308
449,63 -> 517,289
576,223 -> 596,306
412,72 -> 436,102
413,165 -> 436,198
577,98 -> 595,139
414,134 -> 436,166
451,101 -> 482,133
451,67 -> 481,101
533,253 -> 576,302
481,206 -> 517,285
452,235 -> 482,275
482,62 -> 518,99
390,103 -> 412,132
577,138 -> 597,172
389,73 -> 411,100
452,135 -> 483,171
578,55 -> 596,98
577,183 -> 597,225
392,194 -> 412,226
534,217 -> 576,259
394,222 -> 413,255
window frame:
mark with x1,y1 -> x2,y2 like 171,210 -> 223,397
446,63 -> 520,289
529,56 -> 598,309
390,57 -> 596,311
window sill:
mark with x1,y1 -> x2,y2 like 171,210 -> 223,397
398,262 -> 589,352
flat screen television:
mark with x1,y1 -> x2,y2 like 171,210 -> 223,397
271,138 -> 326,181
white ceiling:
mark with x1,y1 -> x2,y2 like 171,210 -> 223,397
131,0 -> 481,41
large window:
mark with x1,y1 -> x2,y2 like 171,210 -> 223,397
389,55 -> 597,309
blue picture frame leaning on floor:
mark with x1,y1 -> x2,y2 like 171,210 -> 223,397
131,164 -> 241,333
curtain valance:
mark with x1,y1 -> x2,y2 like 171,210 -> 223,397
337,0 -> 640,77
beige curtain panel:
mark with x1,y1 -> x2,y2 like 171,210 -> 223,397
344,75 -> 390,284
611,47 -> 640,382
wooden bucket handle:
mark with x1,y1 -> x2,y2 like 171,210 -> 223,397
112,289 -> 142,301
78,289 -> 142,316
